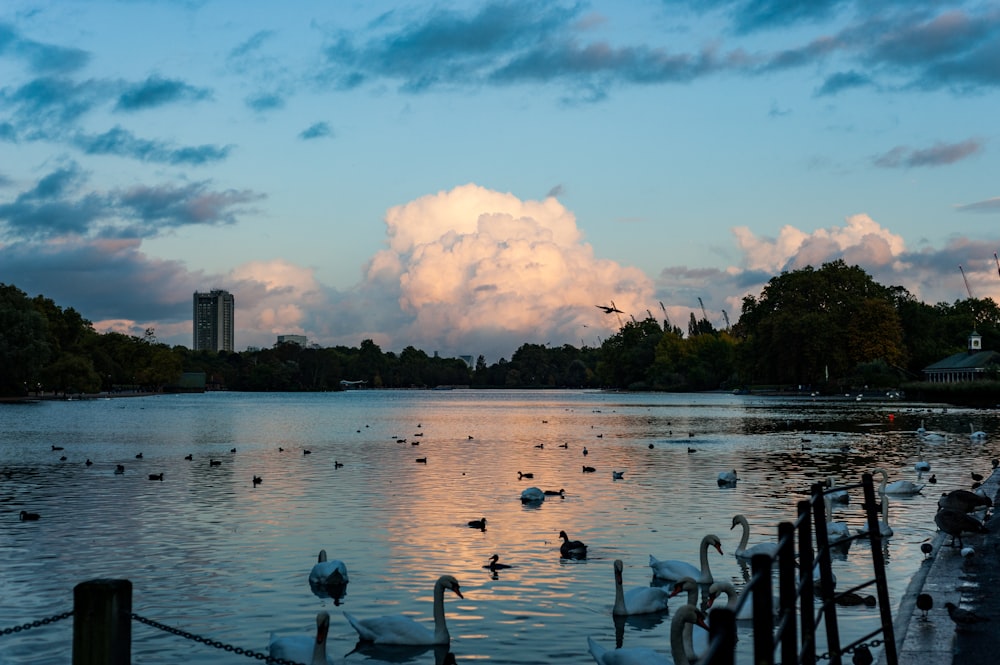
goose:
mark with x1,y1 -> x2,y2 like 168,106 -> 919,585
969,424 -> 986,441
269,611 -> 332,665
559,530 -> 588,559
934,508 -> 988,548
483,554 -> 512,571
586,604 -> 708,665
938,489 -> 993,513
520,487 -> 545,503
650,535 -> 723,583
611,559 -> 671,616
717,470 -> 738,486
344,574 -> 463,645
467,518 -> 487,530
857,494 -> 894,538
309,549 -> 349,587
730,514 -> 778,559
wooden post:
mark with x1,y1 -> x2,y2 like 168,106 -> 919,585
73,579 -> 131,665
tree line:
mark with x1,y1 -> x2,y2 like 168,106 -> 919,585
3,259 -> 999,398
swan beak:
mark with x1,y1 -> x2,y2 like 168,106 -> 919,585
451,585 -> 464,599
696,612 -> 710,631
714,543 -> 724,556
730,522 -> 737,530
668,584 -> 684,598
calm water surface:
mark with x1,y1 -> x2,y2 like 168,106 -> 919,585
2,390 -> 997,664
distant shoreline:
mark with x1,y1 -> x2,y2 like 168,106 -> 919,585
0,390 -> 161,404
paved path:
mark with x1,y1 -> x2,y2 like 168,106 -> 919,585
887,469 -> 999,665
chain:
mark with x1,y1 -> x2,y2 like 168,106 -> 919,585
817,638 -> 884,661
0,611 -> 73,636
131,613 -> 305,665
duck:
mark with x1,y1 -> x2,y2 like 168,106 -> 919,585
209,459 -> 221,466
650,534 -> 723,583
484,554 -> 512,571
559,530 -> 588,559
520,487 -> 545,503
252,475 -> 262,486
148,473 -> 164,481
114,464 -> 125,474
135,452 -> 143,459
582,465 -> 596,473
268,611 -> 332,665
586,604 -> 708,665
309,549 -> 349,587
344,574 -> 463,645
467,518 -> 487,530
85,458 -> 93,466
184,454 -> 193,461
730,514 -> 778,559
611,559 -> 670,616
612,470 -> 625,480
517,471 -> 534,479
543,488 -> 566,497
717,469 -> 738,486
19,510 -> 40,521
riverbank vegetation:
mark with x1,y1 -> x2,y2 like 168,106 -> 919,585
3,260 -> 999,398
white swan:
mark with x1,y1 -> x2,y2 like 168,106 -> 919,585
611,559 -> 670,616
872,467 -> 923,496
825,496 -> 851,544
309,549 -> 348,587
717,469 -> 738,486
825,476 -> 849,504
706,581 -> 755,621
269,611 -> 332,665
520,487 -> 545,503
730,514 -> 778,559
914,460 -> 931,473
587,604 -> 707,665
857,494 -> 894,538
970,424 -> 987,441
344,575 -> 463,645
650,534 -> 723,583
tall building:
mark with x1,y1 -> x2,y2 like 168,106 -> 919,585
193,289 -> 235,352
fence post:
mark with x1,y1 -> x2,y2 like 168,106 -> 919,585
73,579 -> 131,665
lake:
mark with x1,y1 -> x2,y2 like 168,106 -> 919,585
1,389 -> 995,664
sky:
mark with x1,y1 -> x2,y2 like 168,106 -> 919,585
2,0 -> 999,363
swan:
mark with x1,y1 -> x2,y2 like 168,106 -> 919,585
344,574 -> 463,645
611,559 -> 671,616
871,466 -> 923,496
717,470 -> 738,486
730,514 -> 778,559
559,530 -> 588,558
824,496 -> 851,544
857,494 -> 893,538
586,604 -> 708,665
825,477 -> 849,504
970,424 -> 987,441
309,549 -> 348,587
269,611 -> 332,665
916,420 -> 926,435
914,460 -> 931,473
520,487 -> 545,503
706,581 -> 755,621
650,534 -> 723,583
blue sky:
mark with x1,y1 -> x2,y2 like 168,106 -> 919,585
2,0 -> 999,361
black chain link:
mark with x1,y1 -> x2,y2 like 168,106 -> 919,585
131,613 -> 307,665
0,611 -> 73,636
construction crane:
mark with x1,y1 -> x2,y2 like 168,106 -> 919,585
659,301 -> 672,331
959,265 -> 975,299
994,252 -> 1000,279
697,297 -> 709,322
721,309 -> 731,328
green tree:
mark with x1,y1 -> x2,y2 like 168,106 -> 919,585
0,284 -> 51,395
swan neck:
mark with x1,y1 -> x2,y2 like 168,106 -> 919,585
699,538 -> 713,578
433,580 -> 450,642
737,519 -> 749,551
612,574 -> 626,614
674,612 -> 699,664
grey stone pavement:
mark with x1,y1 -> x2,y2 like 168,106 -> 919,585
884,468 -> 999,665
